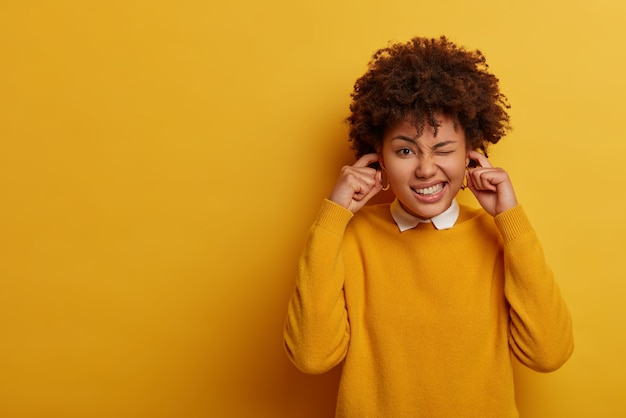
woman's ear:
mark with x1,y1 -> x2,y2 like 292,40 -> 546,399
467,148 -> 483,168
376,147 -> 385,170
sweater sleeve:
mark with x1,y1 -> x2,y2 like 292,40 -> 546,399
284,199 -> 354,374
495,205 -> 574,372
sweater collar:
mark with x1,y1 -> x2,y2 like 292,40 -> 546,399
390,199 -> 459,232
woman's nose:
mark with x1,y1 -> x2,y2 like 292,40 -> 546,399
415,155 -> 436,178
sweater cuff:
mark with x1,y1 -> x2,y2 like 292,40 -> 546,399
314,199 -> 354,233
494,205 -> 534,243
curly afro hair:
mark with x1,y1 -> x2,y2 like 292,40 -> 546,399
347,36 -> 510,158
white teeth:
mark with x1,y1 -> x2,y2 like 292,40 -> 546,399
414,184 -> 443,195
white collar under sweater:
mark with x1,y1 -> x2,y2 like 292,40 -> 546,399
390,198 -> 460,232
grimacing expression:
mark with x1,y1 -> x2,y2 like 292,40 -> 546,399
380,114 -> 469,219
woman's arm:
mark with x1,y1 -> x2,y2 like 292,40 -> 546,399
285,154 -> 383,373
284,200 -> 354,374
497,206 -> 574,372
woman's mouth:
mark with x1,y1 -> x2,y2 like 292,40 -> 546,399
412,183 -> 445,196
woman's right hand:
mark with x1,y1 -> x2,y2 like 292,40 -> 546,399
329,153 -> 383,213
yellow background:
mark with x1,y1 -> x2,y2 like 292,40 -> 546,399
1,0 -> 625,416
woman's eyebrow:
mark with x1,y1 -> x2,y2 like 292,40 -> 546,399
430,140 -> 457,149
390,135 -> 418,144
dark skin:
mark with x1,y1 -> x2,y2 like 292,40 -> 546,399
330,126 -> 517,218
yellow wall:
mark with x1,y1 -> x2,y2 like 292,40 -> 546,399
1,0 -> 625,416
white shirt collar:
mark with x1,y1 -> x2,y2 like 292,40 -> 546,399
390,199 -> 460,232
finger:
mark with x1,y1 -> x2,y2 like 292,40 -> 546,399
348,167 -> 378,189
467,150 -> 492,168
353,153 -> 379,168
352,174 -> 379,199
349,177 -> 383,212
339,169 -> 373,198
468,168 -> 499,192
362,180 -> 383,201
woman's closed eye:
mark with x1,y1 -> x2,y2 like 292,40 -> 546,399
434,150 -> 454,155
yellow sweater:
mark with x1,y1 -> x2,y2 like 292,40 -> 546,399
285,199 -> 574,417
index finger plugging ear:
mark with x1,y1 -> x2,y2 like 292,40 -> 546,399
329,153 -> 383,213
354,153 -> 380,168
467,150 -> 492,168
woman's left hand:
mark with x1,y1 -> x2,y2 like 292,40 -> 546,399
466,150 -> 518,217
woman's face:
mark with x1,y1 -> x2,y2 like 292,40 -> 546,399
380,114 -> 469,219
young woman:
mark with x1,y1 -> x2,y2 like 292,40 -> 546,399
284,36 -> 573,417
